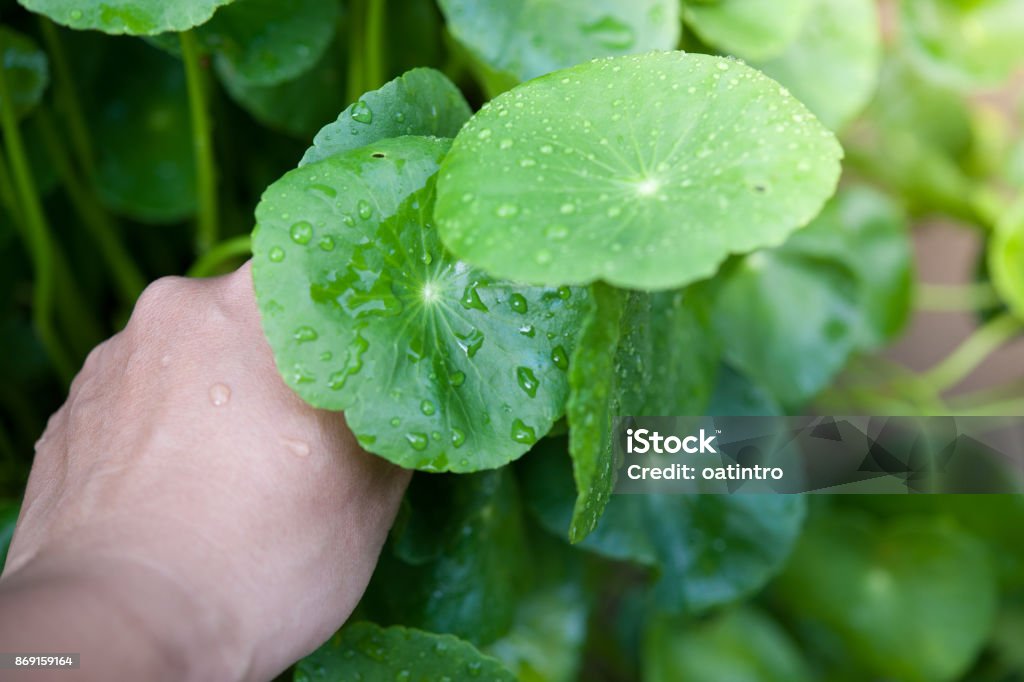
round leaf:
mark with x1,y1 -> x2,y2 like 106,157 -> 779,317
252,136 -> 588,472
17,0 -> 237,35
438,0 -> 679,82
0,27 -> 49,121
683,0 -> 812,61
754,0 -> 881,131
300,67 -> 472,166
435,51 -> 843,291
295,622 -> 516,682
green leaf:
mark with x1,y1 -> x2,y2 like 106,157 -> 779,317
89,41 -> 196,223
363,470 -> 531,645
774,510 -> 997,682
0,500 -> 19,569
521,439 -> 806,613
713,187 -> 912,407
17,0 -> 237,35
219,30 -> 347,138
437,0 -> 679,83
295,622 -> 516,682
568,284 -> 717,542
205,0 -> 338,88
683,0 -> 812,61
754,0 -> 881,131
253,136 -> 588,471
707,365 -> 782,416
644,607 -> 812,682
901,0 -> 1024,89
300,68 -> 472,167
0,27 -> 49,121
435,51 -> 843,291
989,198 -> 1024,321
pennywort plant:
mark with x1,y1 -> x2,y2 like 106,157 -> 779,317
4,0 -> 1024,679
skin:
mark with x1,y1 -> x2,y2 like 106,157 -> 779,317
0,263 -> 411,681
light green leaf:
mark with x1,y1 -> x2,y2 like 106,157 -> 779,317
0,27 -> 49,121
300,68 -> 472,167
89,41 -> 195,223
683,0 -> 812,61
644,607 -> 812,682
521,439 -> 806,613
568,284 -> 717,542
754,0 -> 881,131
295,622 -> 516,682
714,187 -> 912,407
253,136 -> 588,472
775,510 -> 997,682
364,470 -> 531,645
436,51 -> 843,291
438,0 -> 679,83
902,0 -> 1024,89
989,198 -> 1024,321
219,30 -> 347,138
17,0 -> 237,35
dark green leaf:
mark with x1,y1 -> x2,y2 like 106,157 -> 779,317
363,470 -> 531,645
253,136 -> 588,471
18,0 -> 237,34
683,0 -> 811,61
0,500 -> 19,568
300,68 -> 472,167
436,51 -> 843,290
0,27 -> 49,121
707,365 -> 782,417
774,510 -> 997,682
438,0 -> 679,83
295,622 -> 516,682
644,607 -> 812,682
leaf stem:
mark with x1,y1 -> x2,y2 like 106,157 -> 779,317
345,0 -> 367,103
38,18 -> 96,182
35,109 -> 146,304
364,0 -> 386,90
180,30 -> 218,254
920,314 -> 1022,393
915,282 -> 1001,312
186,235 -> 250,278
0,65 -> 74,382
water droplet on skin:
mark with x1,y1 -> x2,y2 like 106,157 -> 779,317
357,200 -> 373,220
516,367 -> 539,397
451,428 -> 466,448
293,326 -> 318,342
290,221 -> 313,244
280,437 -> 311,457
406,433 -> 429,451
420,399 -> 436,416
551,345 -> 569,370
209,383 -> 231,407
449,371 -> 466,387
460,286 -> 488,312
351,100 -> 373,124
509,293 -> 528,314
268,247 -> 285,262
511,419 -> 537,444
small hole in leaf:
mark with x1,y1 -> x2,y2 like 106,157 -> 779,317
753,184 -> 766,193
372,152 -> 386,159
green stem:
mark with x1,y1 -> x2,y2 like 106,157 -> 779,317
364,0 -> 386,90
345,0 -> 367,103
916,282 -> 1001,312
186,235 -> 251,278
38,17 -> 96,182
0,139 -> 21,227
0,68 -> 74,382
35,109 -> 146,303
949,399 -> 1024,417
180,31 -> 218,254
921,314 -> 1022,393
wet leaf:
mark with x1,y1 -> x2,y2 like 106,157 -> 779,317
300,68 -> 472,166
295,622 -> 515,682
436,51 -> 842,290
252,136 -> 588,471
683,0 -> 812,61
17,0 -> 238,35
0,27 -> 49,121
438,0 -> 679,82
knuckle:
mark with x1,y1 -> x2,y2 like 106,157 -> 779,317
128,276 -> 190,329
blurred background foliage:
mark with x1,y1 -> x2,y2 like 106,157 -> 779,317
1,0 -> 1024,680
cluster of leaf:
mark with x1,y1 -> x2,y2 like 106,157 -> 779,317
3,0 -> 1024,679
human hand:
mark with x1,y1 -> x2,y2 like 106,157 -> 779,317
0,263 -> 410,681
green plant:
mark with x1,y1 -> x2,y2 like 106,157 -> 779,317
2,0 -> 1024,679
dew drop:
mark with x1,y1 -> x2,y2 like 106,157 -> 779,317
495,203 -> 519,218
319,236 -> 336,251
69,8 -> 83,19
557,286 -> 572,300
551,345 -> 569,370
516,367 -> 539,397
268,247 -> 285,262
546,224 -> 569,240
289,221 -> 313,245
519,324 -> 536,338
451,428 -> 466,448
351,100 -> 373,124
293,326 -> 318,342
449,371 -> 466,387
539,144 -> 553,154
559,203 -> 576,215
341,214 -> 356,227
396,671 -> 411,682
460,286 -> 489,312
390,417 -> 401,427
357,200 -> 374,220
509,293 -> 528,314
280,437 -> 311,457
455,328 -> 485,357
209,383 -> 231,407
420,399 -> 436,416
406,433 -> 429,451
511,419 -> 537,445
